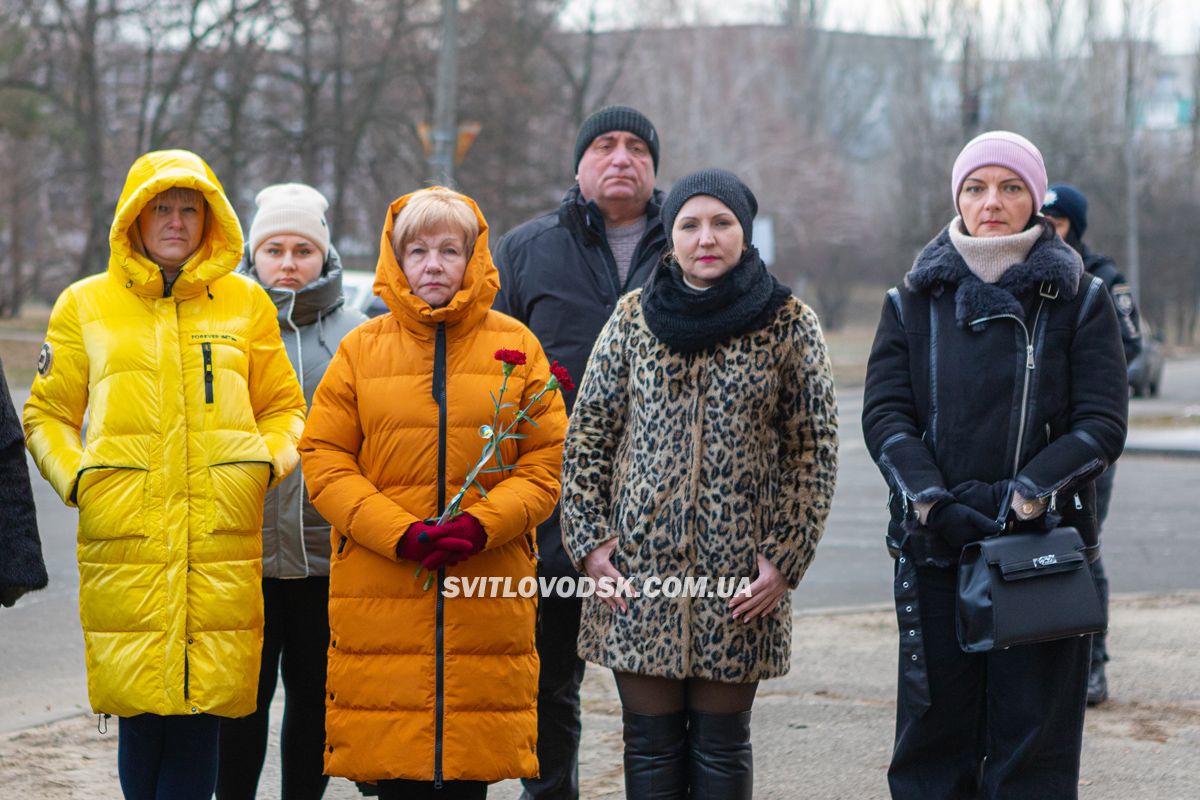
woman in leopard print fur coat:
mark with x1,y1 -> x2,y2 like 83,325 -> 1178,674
561,169 -> 838,799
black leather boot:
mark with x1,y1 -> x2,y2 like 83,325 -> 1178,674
622,710 -> 687,799
1087,658 -> 1108,706
687,709 -> 753,799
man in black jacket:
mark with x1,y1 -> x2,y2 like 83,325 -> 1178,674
1042,183 -> 1141,707
494,105 -> 668,800
1,357 -> 47,608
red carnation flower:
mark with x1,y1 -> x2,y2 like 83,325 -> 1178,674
549,360 -> 575,392
494,349 -> 527,367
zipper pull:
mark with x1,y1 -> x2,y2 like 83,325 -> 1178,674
1049,492 -> 1057,513
1026,344 -> 1035,370
1074,493 -> 1083,511
202,342 -> 215,404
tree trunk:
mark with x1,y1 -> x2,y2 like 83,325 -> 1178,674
78,0 -> 107,280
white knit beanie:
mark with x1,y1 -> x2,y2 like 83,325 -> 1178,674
248,183 -> 330,260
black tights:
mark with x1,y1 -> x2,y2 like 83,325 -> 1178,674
216,577 -> 330,800
613,672 -> 758,715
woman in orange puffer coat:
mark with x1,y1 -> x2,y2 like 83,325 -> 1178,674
299,187 -> 567,799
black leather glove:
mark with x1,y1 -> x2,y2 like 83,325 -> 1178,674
950,480 -> 1011,523
926,499 -> 1003,548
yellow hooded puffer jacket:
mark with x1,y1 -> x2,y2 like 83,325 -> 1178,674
23,150 -> 307,718
299,189 -> 567,782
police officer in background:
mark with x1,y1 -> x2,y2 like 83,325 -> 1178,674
1042,183 -> 1142,706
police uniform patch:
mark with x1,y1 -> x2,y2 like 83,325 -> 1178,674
1113,287 -> 1134,314
37,342 -> 53,376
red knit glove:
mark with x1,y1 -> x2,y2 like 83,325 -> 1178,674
421,513 -> 488,571
395,521 -> 439,563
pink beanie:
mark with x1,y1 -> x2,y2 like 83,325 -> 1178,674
951,131 -> 1047,215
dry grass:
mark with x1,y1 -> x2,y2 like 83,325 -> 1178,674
0,303 -> 51,333
0,303 -> 52,387
0,337 -> 41,388
825,322 -> 876,389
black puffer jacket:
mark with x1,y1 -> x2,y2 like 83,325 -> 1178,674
862,221 -> 1128,562
493,184 -> 668,576
1,358 -> 46,606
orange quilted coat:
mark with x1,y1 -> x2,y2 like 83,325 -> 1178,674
298,189 -> 567,783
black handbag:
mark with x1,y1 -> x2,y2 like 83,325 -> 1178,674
956,527 -> 1106,653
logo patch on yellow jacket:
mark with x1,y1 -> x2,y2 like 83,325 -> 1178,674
37,343 -> 52,376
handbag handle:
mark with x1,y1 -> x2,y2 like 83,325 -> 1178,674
998,550 -> 1085,580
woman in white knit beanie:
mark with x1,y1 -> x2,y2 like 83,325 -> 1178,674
217,182 -> 365,800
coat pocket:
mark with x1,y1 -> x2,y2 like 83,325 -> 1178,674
208,461 -> 272,534
76,466 -> 150,540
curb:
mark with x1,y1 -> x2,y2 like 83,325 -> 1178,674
1122,444 -> 1200,459
1123,448 -> 1200,459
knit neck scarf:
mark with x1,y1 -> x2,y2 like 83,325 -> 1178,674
948,216 -> 1044,284
640,247 -> 791,354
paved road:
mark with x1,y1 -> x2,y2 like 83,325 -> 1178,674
3,360 -> 1199,734
797,388 -> 1199,612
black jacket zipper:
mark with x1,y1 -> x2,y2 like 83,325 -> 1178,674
969,296 -> 1047,478
433,322 -> 447,789
202,343 -> 214,404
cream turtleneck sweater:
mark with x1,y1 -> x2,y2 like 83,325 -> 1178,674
948,216 -> 1043,284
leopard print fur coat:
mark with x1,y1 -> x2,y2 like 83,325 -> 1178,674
561,290 -> 838,681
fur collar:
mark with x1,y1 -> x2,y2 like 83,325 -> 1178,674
905,219 -> 1084,325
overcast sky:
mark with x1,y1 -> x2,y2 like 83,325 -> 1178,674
562,0 -> 1200,55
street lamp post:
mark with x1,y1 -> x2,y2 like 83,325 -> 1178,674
429,0 -> 459,187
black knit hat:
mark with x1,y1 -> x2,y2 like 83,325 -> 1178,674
573,105 -> 660,173
1041,183 -> 1089,238
660,169 -> 758,245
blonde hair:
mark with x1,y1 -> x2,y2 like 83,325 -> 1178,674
390,187 -> 479,259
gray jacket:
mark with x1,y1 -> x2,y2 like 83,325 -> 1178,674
241,247 -> 366,577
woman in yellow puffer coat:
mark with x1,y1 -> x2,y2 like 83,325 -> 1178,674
299,187 -> 567,799
23,149 -> 307,800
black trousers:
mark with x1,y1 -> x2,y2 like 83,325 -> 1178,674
217,576 -> 331,800
889,566 -> 1090,800
376,779 -> 487,799
520,595 -> 585,800
1090,466 -> 1116,664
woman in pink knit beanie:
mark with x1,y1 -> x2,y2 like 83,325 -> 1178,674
862,130 -> 1129,798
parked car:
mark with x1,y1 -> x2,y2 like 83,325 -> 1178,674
341,269 -> 389,318
1128,322 -> 1165,398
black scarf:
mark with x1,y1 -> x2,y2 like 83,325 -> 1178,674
640,247 -> 792,354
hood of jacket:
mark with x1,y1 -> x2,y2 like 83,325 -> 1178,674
109,149 -> 244,300
905,218 -> 1083,325
373,188 -> 498,339
240,243 -> 348,329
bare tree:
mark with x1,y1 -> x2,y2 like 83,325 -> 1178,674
540,0 -> 640,130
